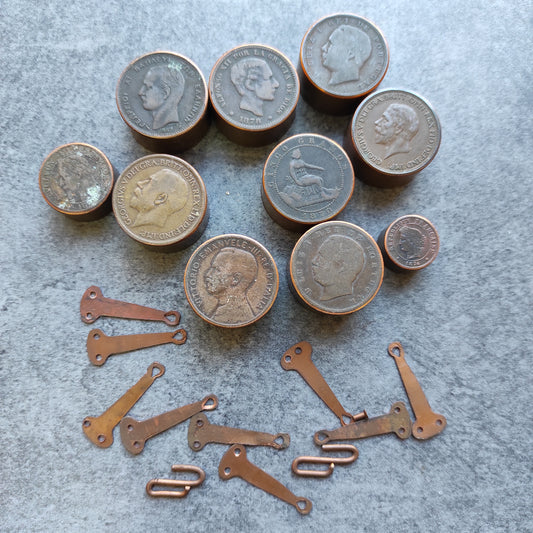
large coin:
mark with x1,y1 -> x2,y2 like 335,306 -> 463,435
347,89 -> 442,187
378,215 -> 440,271
116,51 -> 209,152
184,234 -> 279,328
39,143 -> 115,221
112,154 -> 208,250
299,14 -> 389,114
289,221 -> 383,315
262,133 -> 354,231
209,44 -> 299,146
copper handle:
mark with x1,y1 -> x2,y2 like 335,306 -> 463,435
292,444 -> 359,477
146,465 -> 205,498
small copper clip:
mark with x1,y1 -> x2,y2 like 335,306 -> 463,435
146,465 -> 206,498
291,444 -> 359,478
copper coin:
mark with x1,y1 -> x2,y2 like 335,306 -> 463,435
209,44 -> 299,146
289,221 -> 383,315
378,215 -> 439,271
346,89 -> 442,187
262,134 -> 354,231
184,234 -> 279,328
112,154 -> 208,251
39,143 -> 115,221
116,51 -> 209,153
299,14 -> 389,115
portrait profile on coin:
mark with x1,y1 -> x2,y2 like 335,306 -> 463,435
203,247 -> 259,324
311,235 -> 365,300
129,168 -> 190,228
138,64 -> 185,130
398,226 -> 427,261
230,58 -> 280,117
52,155 -> 95,207
374,103 -> 420,159
321,25 -> 372,85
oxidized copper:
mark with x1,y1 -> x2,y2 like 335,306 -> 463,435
120,394 -> 218,454
184,234 -> 279,328
112,154 -> 208,251
219,444 -> 312,515
187,412 -> 290,451
289,221 -> 384,315
146,465 -> 206,498
82,362 -> 165,448
281,341 -> 367,425
80,285 -> 180,325
345,89 -> 442,187
378,215 -> 440,271
39,143 -> 115,220
388,342 -> 447,440
116,51 -> 209,153
299,14 -> 389,115
314,401 -> 412,444
291,444 -> 359,478
262,134 -> 354,231
209,44 -> 299,146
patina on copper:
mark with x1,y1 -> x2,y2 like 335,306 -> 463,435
219,444 -> 312,515
39,143 -> 115,221
80,285 -> 180,326
299,14 -> 389,115
209,44 -> 299,146
378,214 -> 440,272
281,341 -> 367,425
262,134 -> 354,231
82,362 -> 165,448
345,88 -> 441,187
146,465 -> 206,498
116,51 -> 209,153
291,444 -> 359,478
388,342 -> 447,440
120,395 -> 218,454
187,412 -> 290,451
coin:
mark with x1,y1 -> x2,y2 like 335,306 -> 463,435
184,234 -> 279,328
116,51 -> 209,153
39,143 -> 115,221
346,89 -> 442,187
209,44 -> 299,146
299,14 -> 389,115
378,215 -> 440,271
262,134 -> 354,231
289,221 -> 383,315
112,154 -> 208,251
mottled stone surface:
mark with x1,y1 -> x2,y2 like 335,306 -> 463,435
1,1 -> 531,532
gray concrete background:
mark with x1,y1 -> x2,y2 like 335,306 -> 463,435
1,1 -> 531,531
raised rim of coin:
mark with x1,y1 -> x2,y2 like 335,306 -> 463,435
262,133 -> 354,227
184,234 -> 279,328
300,13 -> 389,99
208,43 -> 300,133
112,154 -> 208,248
382,214 -> 440,270
116,51 -> 208,140
289,220 -> 384,315
39,142 -> 114,216
350,88 -> 442,177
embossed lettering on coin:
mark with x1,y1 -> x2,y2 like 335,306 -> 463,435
184,235 -> 279,328
112,155 -> 207,248
39,143 -> 114,216
289,221 -> 383,315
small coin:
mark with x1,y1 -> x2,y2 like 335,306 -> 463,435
289,221 -> 383,315
262,134 -> 354,230
379,215 -> 439,271
299,14 -> 389,113
348,89 -> 441,186
116,51 -> 208,151
209,44 -> 299,145
184,234 -> 279,328
39,143 -> 114,220
112,154 -> 208,250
